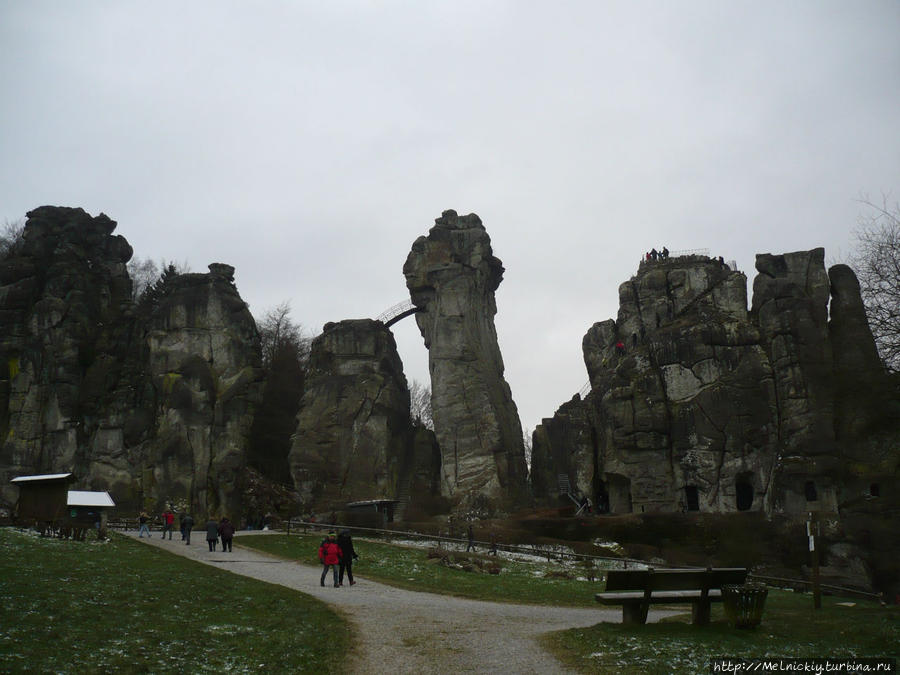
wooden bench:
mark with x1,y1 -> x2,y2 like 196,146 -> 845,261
595,567 -> 748,625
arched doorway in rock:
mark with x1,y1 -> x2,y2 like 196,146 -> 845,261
684,485 -> 700,512
735,473 -> 754,511
606,473 -> 632,514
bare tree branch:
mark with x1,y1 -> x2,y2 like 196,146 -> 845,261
850,194 -> 900,371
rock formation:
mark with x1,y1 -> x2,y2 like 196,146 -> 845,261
532,251 -> 892,519
0,207 -> 263,519
288,319 -> 439,511
403,210 -> 528,509
140,262 -> 263,519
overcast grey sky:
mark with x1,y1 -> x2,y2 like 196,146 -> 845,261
2,1 -> 899,434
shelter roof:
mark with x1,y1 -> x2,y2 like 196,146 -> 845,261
10,473 -> 74,483
67,491 -> 115,507
346,499 -> 400,507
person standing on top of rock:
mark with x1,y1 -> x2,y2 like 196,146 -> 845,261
319,531 -> 342,587
650,248 -> 658,261
337,530 -> 359,586
662,246 -> 669,259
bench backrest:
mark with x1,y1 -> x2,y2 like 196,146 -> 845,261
603,568 -> 747,592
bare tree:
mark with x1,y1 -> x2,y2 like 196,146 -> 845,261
523,429 -> 533,470
248,302 -> 310,482
409,379 -> 433,430
256,301 -> 310,369
850,195 -> 900,371
127,256 -> 159,301
0,218 -> 24,259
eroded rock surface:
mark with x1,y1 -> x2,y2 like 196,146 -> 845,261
289,319 -> 439,510
403,210 -> 527,509
0,207 -> 263,519
533,251 -> 890,519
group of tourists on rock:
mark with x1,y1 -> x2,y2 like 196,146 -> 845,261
136,507 -> 235,551
644,246 -> 670,262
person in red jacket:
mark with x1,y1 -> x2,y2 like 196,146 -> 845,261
161,509 -> 175,540
318,531 -> 342,588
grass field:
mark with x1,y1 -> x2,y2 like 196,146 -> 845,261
240,533 -> 898,674
543,591 -> 898,674
238,532 -> 603,606
0,528 -> 351,674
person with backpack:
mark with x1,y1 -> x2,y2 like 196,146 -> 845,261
138,511 -> 151,538
337,530 -> 359,586
318,531 -> 342,588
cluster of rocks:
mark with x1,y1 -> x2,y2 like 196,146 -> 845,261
0,207 -> 263,519
531,250 -> 892,515
1,206 -> 895,595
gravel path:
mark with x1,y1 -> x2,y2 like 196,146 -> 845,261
126,530 -> 674,673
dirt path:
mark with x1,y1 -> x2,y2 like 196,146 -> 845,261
126,530 -> 674,673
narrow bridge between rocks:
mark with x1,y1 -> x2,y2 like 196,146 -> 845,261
377,299 -> 423,328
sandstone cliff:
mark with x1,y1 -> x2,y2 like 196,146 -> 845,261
533,251 -> 892,518
0,207 -> 263,519
288,319 -> 439,512
403,210 -> 528,510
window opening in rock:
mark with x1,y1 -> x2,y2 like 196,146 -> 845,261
684,485 -> 700,511
804,480 -> 818,502
870,483 -> 880,498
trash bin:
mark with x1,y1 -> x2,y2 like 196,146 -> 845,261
722,583 -> 768,628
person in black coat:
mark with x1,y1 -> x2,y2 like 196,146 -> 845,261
337,530 -> 359,586
182,513 -> 194,545
205,518 -> 219,552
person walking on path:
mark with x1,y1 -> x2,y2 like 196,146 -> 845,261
466,524 -> 475,552
319,531 -> 342,587
337,530 -> 359,586
182,513 -> 194,545
218,517 -> 235,552
205,517 -> 219,552
161,508 -> 175,540
179,512 -> 187,541
138,511 -> 151,538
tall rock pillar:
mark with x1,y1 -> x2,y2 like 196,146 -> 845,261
403,210 -> 527,509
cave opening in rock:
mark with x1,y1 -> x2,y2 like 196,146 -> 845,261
804,480 -> 818,502
684,485 -> 700,511
735,475 -> 754,511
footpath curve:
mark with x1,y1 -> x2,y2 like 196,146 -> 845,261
125,530 -> 673,674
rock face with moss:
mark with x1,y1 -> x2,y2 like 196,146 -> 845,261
0,206 -> 263,519
139,262 -> 263,518
288,319 -> 439,511
403,210 -> 528,509
532,251 -> 891,519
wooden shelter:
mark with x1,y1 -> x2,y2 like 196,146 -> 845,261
66,491 -> 116,539
67,490 -> 115,527
10,473 -> 74,528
